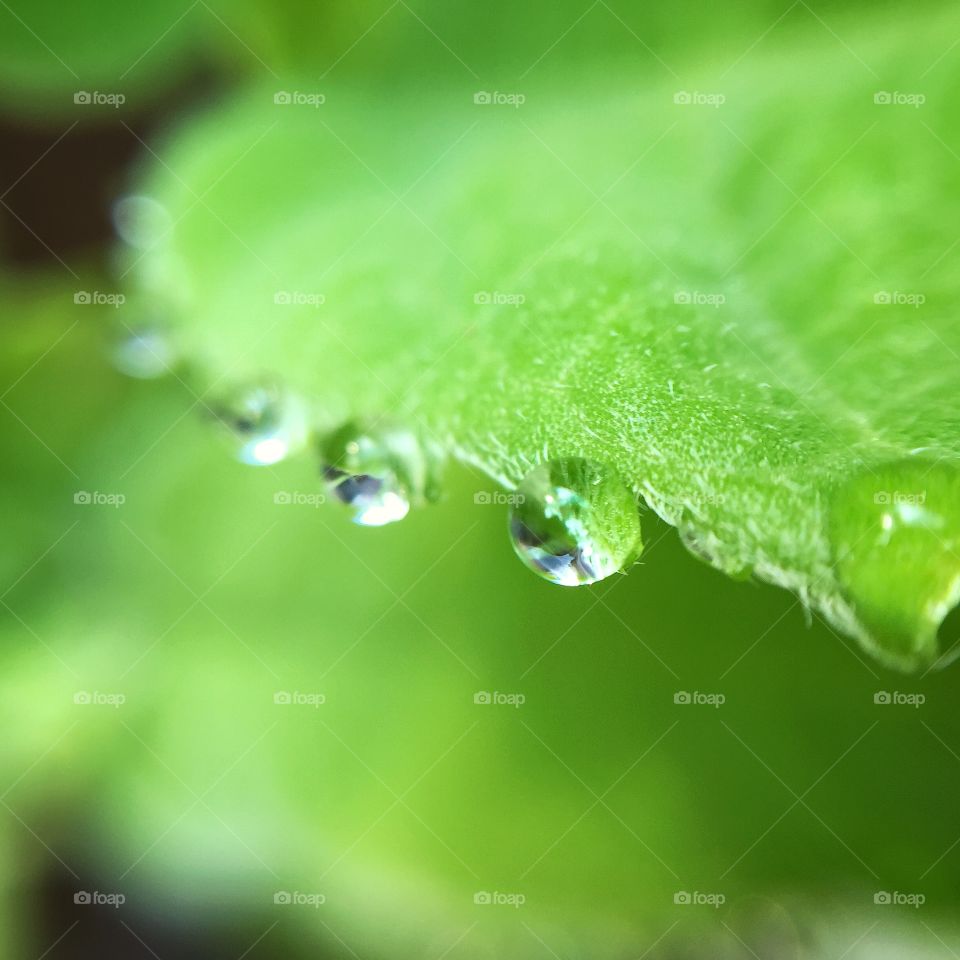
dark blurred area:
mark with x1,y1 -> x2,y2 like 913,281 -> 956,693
0,68 -> 219,270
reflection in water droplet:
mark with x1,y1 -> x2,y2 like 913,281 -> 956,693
829,459 -> 960,669
209,382 -> 308,466
111,325 -> 176,379
320,422 -> 440,527
508,458 -> 642,586
112,195 -> 173,251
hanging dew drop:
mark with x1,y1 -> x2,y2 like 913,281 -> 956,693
326,470 -> 410,526
320,421 -> 440,527
208,381 -> 308,466
829,459 -> 960,670
112,195 -> 173,251
111,324 -> 176,379
508,458 -> 642,586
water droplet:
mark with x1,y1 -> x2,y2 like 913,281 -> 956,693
508,458 -> 642,586
829,459 -> 960,669
111,324 -> 176,379
208,382 -> 308,466
320,422 -> 440,527
112,195 -> 173,251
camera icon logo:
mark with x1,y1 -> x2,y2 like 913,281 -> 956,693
474,691 -> 492,705
74,92 -> 91,105
874,891 -> 891,904
273,491 -> 292,505
874,691 -> 891,704
274,91 -> 292,105
74,891 -> 92,904
873,291 -> 892,304
874,91 -> 892,104
274,691 -> 292,705
473,891 -> 492,905
74,491 -> 92,504
673,91 -> 692,105
473,291 -> 491,305
473,91 -> 492,105
673,291 -> 691,304
673,691 -> 691,704
274,891 -> 292,904
73,691 -> 91,704
74,291 -> 91,305
674,891 -> 691,905
274,291 -> 292,305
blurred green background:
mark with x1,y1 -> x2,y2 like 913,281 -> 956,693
2,0 -> 960,957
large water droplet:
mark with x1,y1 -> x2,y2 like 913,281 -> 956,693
208,382 -> 308,466
829,459 -> 960,670
111,324 -> 176,379
508,458 -> 642,586
320,422 -> 440,527
112,195 -> 173,251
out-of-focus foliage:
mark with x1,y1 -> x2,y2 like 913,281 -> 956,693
0,0 -> 925,116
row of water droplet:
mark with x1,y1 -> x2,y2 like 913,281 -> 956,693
109,194 -> 643,586
112,338 -> 643,585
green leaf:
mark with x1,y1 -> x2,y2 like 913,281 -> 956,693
124,5 -> 960,670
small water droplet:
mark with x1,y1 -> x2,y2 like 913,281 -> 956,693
508,458 -> 642,586
111,324 -> 176,379
320,422 -> 440,527
208,382 -> 308,466
112,195 -> 173,251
